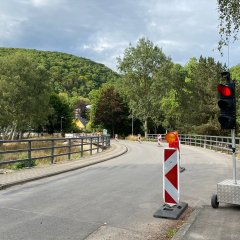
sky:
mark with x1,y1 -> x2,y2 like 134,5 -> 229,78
1,0 -> 239,71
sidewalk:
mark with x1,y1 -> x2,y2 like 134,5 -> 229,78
0,142 -> 127,190
173,204 -> 240,240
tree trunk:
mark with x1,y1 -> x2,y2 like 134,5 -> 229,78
10,126 -> 16,140
27,131 -> 31,139
10,123 -> 17,140
2,126 -> 10,140
19,131 -> 23,139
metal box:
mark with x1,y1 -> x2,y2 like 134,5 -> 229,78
217,179 -> 240,205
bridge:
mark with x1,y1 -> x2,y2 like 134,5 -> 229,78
0,139 -> 239,239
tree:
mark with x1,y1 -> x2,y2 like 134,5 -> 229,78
230,65 -> 240,127
0,53 -> 50,139
181,57 -> 224,134
217,0 -> 240,51
230,64 -> 240,80
46,93 -> 73,134
92,86 -> 130,136
117,38 -> 172,137
0,48 -> 120,98
70,95 -> 90,120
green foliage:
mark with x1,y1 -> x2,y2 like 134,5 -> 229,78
0,53 -> 50,138
179,56 -> 223,134
230,65 -> 240,80
90,86 -> 131,135
0,44 -> 238,137
0,48 -> 119,97
46,93 -> 74,134
10,160 -> 37,170
0,48 -> 120,137
71,96 -> 90,119
117,38 -> 229,136
166,228 -> 177,238
117,38 -> 172,136
88,89 -> 101,130
230,65 -> 240,127
217,0 -> 240,52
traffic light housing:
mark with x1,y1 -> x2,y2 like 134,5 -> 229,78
217,74 -> 236,129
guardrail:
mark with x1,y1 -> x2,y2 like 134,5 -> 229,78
147,133 -> 238,154
0,135 -> 110,168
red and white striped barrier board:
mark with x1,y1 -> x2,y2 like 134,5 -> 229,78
163,148 -> 179,205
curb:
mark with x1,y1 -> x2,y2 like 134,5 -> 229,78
172,207 -> 201,240
0,144 -> 128,190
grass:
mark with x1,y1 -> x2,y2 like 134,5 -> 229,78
9,160 -> 37,170
0,138 -> 97,170
166,228 -> 177,239
125,135 -> 138,141
125,134 -> 158,142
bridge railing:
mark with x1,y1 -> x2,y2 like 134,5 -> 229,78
0,135 -> 110,168
147,133 -> 237,154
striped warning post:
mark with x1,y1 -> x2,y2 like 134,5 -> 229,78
163,148 -> 179,205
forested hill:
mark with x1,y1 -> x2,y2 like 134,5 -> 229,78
0,48 -> 119,97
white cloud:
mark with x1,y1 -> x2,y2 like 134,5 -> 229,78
82,37 -> 113,53
0,0 -> 239,69
0,14 -> 27,42
30,0 -> 65,7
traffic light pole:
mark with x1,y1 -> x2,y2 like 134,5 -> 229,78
211,72 -> 240,208
211,128 -> 240,208
231,129 -> 237,184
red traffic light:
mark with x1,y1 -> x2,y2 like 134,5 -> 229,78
217,82 -> 236,129
217,84 -> 232,97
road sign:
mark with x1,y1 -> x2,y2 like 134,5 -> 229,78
163,148 -> 179,205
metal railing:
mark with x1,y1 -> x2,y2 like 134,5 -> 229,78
0,135 -> 110,168
147,133 -> 238,154
178,134 -> 235,153
147,134 -> 166,141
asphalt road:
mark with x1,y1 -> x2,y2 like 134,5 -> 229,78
0,140 -> 237,240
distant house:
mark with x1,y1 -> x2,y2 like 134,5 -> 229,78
75,117 -> 87,129
74,108 -> 87,129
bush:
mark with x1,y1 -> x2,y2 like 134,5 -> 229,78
125,135 -> 138,141
10,160 -> 36,170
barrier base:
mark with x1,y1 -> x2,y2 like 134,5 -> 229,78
180,166 -> 186,172
153,202 -> 188,220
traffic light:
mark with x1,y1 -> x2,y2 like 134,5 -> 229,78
217,72 -> 236,129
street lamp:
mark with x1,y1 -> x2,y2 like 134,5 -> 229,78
132,111 -> 134,136
60,116 -> 64,133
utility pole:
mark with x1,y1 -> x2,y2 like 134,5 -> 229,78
61,116 -> 64,134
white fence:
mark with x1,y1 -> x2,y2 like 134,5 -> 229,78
147,134 -> 238,154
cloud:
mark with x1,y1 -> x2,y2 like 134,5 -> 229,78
0,0 -> 238,70
19,0 -> 66,7
31,0 -> 56,7
0,14 -> 27,45
82,37 -> 114,53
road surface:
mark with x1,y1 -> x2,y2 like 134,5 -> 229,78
0,140 -> 236,239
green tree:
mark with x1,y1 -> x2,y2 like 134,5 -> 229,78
230,65 -> 240,127
70,95 -> 90,120
117,38 -> 172,137
230,65 -> 240,80
217,0 -> 240,51
93,86 -> 130,136
0,48 -> 120,98
0,53 -> 50,139
181,57 -> 223,134
46,93 -> 73,134
150,63 -> 186,132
